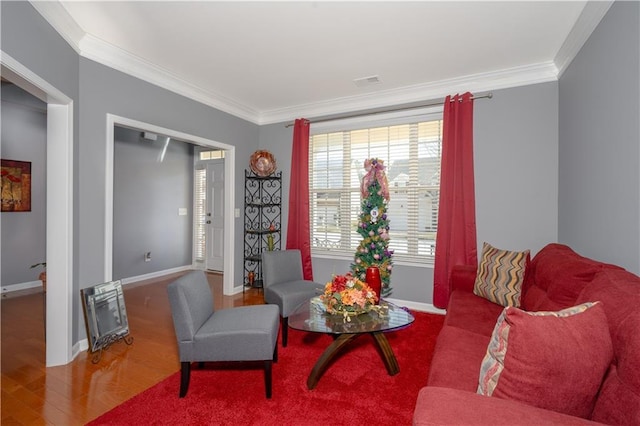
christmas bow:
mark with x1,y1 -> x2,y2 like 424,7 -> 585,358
361,158 -> 390,201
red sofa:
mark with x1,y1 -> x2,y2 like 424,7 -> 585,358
414,243 -> 640,425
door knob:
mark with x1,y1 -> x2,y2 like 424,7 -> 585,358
206,220 -> 211,224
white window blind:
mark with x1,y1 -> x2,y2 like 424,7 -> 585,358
309,117 -> 443,263
199,150 -> 225,160
194,166 -> 206,262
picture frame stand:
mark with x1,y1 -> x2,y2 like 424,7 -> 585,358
81,280 -> 134,364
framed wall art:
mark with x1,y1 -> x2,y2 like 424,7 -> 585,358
1,159 -> 32,212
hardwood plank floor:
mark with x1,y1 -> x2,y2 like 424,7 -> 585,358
1,271 -> 264,425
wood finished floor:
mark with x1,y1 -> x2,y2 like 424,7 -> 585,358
1,271 -> 265,425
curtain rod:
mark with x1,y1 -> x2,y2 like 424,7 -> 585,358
284,92 -> 493,128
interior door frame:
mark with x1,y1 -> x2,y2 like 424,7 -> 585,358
105,115 -> 236,295
1,51 -> 74,367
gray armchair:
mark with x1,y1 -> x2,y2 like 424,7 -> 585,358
262,249 -> 320,347
167,270 -> 279,398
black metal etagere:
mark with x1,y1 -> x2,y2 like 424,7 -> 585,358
243,170 -> 282,290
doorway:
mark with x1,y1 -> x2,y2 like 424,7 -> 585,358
1,52 -> 74,367
105,115 -> 236,295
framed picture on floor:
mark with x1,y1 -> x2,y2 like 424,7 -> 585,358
1,159 -> 32,212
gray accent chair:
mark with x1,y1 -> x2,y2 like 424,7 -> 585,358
167,270 -> 279,398
262,249 -> 321,347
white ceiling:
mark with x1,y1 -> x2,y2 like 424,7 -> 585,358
31,1 -> 613,124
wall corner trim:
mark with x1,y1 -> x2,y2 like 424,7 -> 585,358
555,1 -> 615,77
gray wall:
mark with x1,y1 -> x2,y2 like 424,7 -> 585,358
77,59 -> 258,340
259,81 -> 560,305
558,1 -> 640,274
0,83 -> 47,287
2,0 -> 81,341
475,82 -> 559,256
2,2 -> 260,344
112,126 -> 194,280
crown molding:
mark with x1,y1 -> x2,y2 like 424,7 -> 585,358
78,34 -> 260,124
29,0 -> 260,123
29,0 -> 83,54
257,61 -> 559,125
554,0 -> 614,77
32,0 -> 608,126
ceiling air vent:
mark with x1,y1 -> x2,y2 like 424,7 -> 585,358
353,75 -> 382,88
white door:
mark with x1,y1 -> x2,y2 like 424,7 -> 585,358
206,160 -> 225,271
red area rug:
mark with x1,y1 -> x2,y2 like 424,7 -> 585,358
88,311 -> 444,426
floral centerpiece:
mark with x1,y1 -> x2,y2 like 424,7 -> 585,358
320,272 -> 379,321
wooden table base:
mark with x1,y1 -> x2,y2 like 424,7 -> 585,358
306,331 -> 400,390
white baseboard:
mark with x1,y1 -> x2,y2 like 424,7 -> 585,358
73,339 -> 88,359
119,265 -> 193,286
231,285 -> 246,295
2,280 -> 43,293
384,297 -> 446,315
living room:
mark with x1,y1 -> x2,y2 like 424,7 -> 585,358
1,1 -> 639,424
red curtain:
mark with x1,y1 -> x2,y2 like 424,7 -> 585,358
433,93 -> 478,308
286,118 -> 314,280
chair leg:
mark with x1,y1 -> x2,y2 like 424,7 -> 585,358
179,362 -> 191,398
282,317 -> 289,347
264,360 -> 273,399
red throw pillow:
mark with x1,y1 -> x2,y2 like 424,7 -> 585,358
477,302 -> 613,419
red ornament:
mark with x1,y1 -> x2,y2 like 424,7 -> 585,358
366,266 -> 382,304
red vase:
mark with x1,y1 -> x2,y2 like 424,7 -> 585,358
366,266 -> 382,304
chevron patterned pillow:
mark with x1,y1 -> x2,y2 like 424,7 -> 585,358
473,242 -> 530,307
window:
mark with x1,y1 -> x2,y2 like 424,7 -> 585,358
199,150 -> 225,161
193,166 -> 206,262
309,114 -> 443,263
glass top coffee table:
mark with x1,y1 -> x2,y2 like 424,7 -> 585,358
288,298 -> 415,389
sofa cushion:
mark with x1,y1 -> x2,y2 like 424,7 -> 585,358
477,302 -> 613,419
427,326 -> 491,392
521,244 -> 621,311
473,242 -> 529,308
444,290 -> 504,336
414,387 -> 603,426
577,269 -> 640,425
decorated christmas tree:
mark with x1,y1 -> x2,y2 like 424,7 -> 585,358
351,158 -> 394,297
